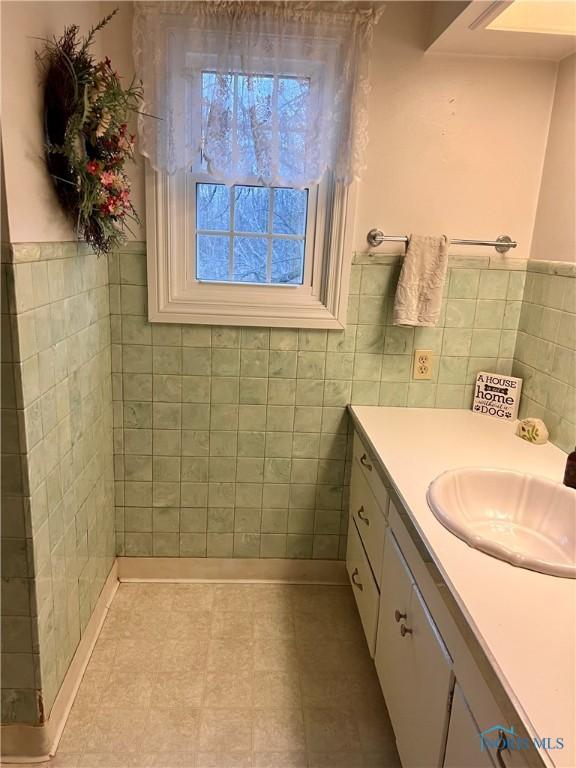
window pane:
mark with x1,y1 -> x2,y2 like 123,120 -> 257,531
234,186 -> 270,233
273,188 -> 308,236
197,235 -> 229,281
278,77 -> 309,130
197,184 -> 230,231
271,239 -> 304,285
237,75 -> 273,178
233,236 -> 267,283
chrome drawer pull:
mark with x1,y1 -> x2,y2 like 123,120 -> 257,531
360,453 -> 373,471
400,624 -> 412,637
496,729 -> 509,768
394,609 -> 406,623
357,506 -> 370,525
351,568 -> 364,591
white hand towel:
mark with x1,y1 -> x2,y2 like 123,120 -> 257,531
392,234 -> 450,326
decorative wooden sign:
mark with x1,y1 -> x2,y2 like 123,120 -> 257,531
472,372 -> 522,421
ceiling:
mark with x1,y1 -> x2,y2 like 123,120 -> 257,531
427,0 -> 576,60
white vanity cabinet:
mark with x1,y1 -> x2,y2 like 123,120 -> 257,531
347,424 -> 551,768
375,532 -> 454,768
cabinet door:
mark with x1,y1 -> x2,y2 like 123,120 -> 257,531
375,533 -> 454,768
444,685 -> 496,768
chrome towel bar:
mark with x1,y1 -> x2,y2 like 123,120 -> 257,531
366,229 -> 517,253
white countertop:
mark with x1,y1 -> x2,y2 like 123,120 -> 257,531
350,407 -> 576,768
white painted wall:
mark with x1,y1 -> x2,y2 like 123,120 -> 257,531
530,53 -> 575,263
0,1 -> 108,243
0,0 -> 560,260
355,1 -> 557,259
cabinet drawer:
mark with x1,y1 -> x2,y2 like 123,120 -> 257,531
353,433 -> 389,510
346,516 -> 380,656
350,462 -> 387,583
376,533 -> 454,768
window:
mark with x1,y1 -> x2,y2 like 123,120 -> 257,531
195,184 -> 310,285
136,3 -> 379,327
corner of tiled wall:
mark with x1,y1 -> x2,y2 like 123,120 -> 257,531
1,243 -> 116,727
512,261 -> 576,452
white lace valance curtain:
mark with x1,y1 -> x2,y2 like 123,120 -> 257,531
133,1 -> 383,187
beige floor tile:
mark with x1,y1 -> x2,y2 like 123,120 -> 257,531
171,584 -> 215,613
296,638 -> 345,674
198,709 -> 253,752
85,707 -> 149,753
113,639 -> 166,673
362,750 -> 401,767
213,584 -> 256,613
251,584 -> 293,614
79,753 -> 153,767
346,673 -> 387,712
307,752 -> 365,768
354,709 -> 398,753
339,640 -> 375,680
98,611 -> 136,641
211,611 -> 254,640
293,611 -> 340,643
142,708 -> 201,752
159,638 -> 210,672
304,708 -> 361,753
107,583 -> 141,611
253,752 -> 308,767
87,644 -> 117,669
300,670 -> 351,709
253,671 -> 302,709
43,755 -> 82,767
253,612 -> 294,640
135,583 -> 178,611
207,636 -> 254,671
166,611 -> 213,642
58,705 -> 97,753
290,586 -> 352,617
132,611 -> 176,643
146,753 -> 197,767
100,670 -> 154,708
253,637 -> 299,673
203,669 -> 253,707
151,669 -> 205,708
73,665 -> 111,708
196,752 -> 253,767
252,710 -> 306,752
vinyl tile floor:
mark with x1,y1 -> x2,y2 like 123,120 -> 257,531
13,583 -> 401,768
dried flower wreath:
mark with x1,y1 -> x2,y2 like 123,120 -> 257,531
37,9 -> 142,255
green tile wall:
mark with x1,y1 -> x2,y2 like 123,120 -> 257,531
1,259 -> 38,726
1,244 -> 115,725
513,262 -> 576,452
110,246 -> 526,561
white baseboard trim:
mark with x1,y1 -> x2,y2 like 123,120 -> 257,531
118,556 -> 348,585
0,562 -> 119,763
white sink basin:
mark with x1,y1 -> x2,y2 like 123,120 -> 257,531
427,468 -> 576,578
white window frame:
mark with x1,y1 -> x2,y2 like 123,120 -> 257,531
146,169 -> 356,329
145,57 -> 357,328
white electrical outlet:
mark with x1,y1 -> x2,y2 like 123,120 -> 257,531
413,349 -> 433,380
